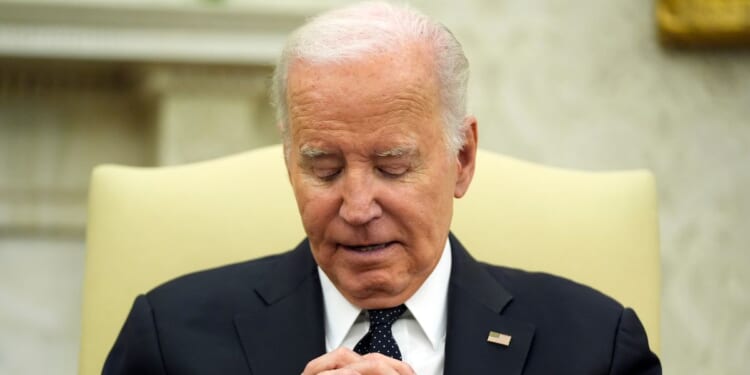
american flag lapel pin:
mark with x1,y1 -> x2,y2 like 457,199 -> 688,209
487,330 -> 512,346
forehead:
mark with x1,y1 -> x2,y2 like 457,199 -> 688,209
286,46 -> 441,128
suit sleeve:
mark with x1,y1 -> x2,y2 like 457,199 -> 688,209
609,307 -> 662,375
102,295 -> 168,375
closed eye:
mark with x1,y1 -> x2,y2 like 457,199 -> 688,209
313,167 -> 342,181
377,166 -> 408,178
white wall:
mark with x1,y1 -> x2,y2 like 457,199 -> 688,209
0,237 -> 84,375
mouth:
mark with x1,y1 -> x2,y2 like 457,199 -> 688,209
340,241 -> 396,252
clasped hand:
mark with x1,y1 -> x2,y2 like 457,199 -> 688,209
302,348 -> 415,375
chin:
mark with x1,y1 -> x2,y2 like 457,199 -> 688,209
350,294 -> 410,310
341,278 -> 413,309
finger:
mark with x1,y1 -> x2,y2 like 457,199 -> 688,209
343,353 -> 415,375
317,370 -> 361,375
302,347 -> 362,375
343,360 -> 403,375
362,353 -> 415,375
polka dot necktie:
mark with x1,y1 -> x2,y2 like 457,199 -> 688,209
353,305 -> 407,360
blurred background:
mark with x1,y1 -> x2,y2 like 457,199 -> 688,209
0,0 -> 748,374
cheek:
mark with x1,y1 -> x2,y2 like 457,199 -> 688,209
392,175 -> 455,250
294,186 -> 339,238
383,185 -> 451,237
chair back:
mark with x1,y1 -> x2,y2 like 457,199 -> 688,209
79,144 -> 660,374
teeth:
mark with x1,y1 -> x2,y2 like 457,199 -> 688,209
352,243 -> 387,252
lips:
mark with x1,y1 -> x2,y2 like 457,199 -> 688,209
341,241 -> 395,252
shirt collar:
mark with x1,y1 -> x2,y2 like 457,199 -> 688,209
404,239 -> 451,349
318,266 -> 361,351
318,238 -> 452,351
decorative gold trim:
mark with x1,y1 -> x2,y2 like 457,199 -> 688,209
657,0 -> 750,47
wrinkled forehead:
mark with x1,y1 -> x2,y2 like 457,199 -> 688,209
285,46 -> 441,120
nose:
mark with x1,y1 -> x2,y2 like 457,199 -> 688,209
338,169 -> 382,226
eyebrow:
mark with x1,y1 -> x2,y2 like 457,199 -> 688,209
299,145 -> 331,159
298,144 -> 418,159
375,145 -> 417,158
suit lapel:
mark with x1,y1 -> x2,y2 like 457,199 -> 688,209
444,235 -> 535,375
234,240 -> 327,375
231,235 -> 536,374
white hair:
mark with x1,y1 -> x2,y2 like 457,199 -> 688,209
270,1 -> 470,154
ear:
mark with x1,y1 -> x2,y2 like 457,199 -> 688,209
454,116 -> 478,199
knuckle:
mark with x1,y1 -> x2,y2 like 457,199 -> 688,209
362,352 -> 385,360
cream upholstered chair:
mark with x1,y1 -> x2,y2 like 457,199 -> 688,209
79,144 -> 660,375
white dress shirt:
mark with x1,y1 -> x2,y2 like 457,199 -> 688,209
318,240 -> 452,375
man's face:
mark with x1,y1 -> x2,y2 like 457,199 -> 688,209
285,45 -> 476,309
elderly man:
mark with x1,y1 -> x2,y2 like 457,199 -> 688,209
104,2 -> 660,374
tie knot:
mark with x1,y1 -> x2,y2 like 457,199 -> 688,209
354,304 -> 407,360
367,304 -> 407,328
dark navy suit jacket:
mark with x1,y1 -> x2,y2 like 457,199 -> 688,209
104,235 -> 661,374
